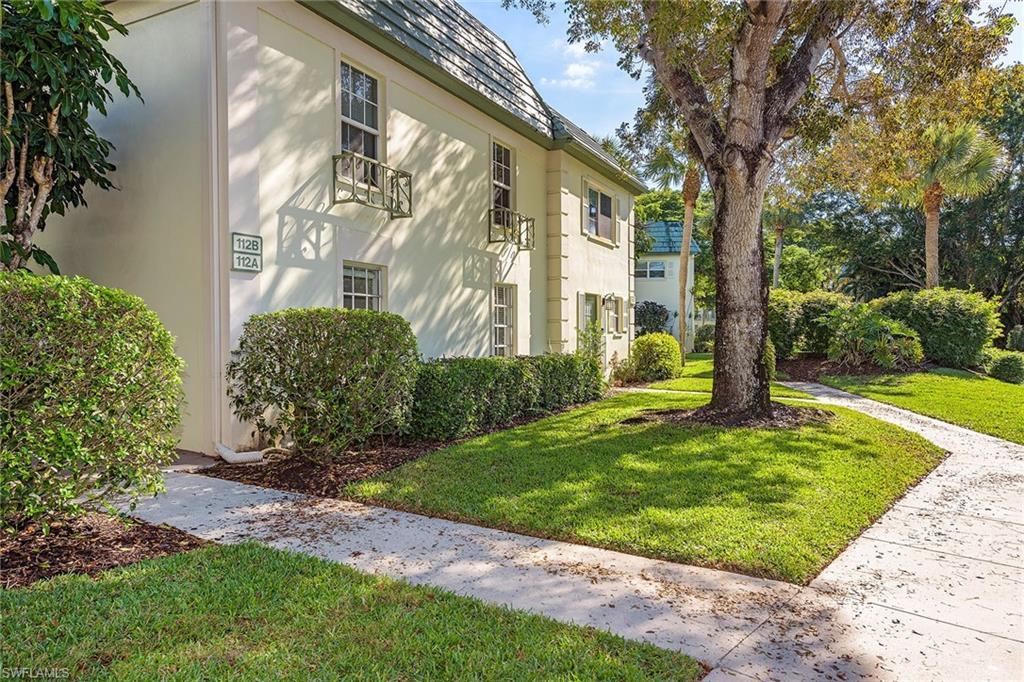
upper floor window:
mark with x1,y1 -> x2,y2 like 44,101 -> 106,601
586,186 -> 614,241
492,142 -> 512,225
342,262 -> 384,311
341,62 -> 379,161
635,260 -> 666,279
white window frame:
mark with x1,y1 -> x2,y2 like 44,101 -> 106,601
635,260 -> 666,279
493,283 -> 516,357
491,140 -> 515,213
339,59 -> 383,183
342,261 -> 385,311
583,181 -> 616,244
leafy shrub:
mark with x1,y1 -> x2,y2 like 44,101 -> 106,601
629,332 -> 682,382
767,288 -> 803,359
825,304 -> 924,370
526,353 -> 604,411
634,300 -> 671,336
226,308 -> 419,460
408,358 -> 539,441
985,349 -> 1024,384
873,288 -> 1002,368
1,273 -> 184,531
693,324 -> 715,353
796,290 -> 852,356
1007,325 -> 1024,352
763,336 -> 777,381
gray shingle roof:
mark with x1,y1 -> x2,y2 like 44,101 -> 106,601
313,0 -> 645,191
641,221 -> 700,255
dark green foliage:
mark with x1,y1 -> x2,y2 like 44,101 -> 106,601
796,291 -> 853,356
985,349 -> 1024,384
0,273 -> 183,531
628,332 -> 682,382
525,353 -> 604,412
1007,325 -> 1024,352
825,304 -> 924,370
763,337 -> 777,381
226,308 -> 419,460
693,324 -> 715,352
767,289 -> 803,359
634,300 -> 671,336
873,288 -> 1002,368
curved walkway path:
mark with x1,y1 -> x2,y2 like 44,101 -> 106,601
130,384 -> 1023,680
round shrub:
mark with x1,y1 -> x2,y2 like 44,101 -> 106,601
1007,325 -> 1024,352
634,300 -> 671,336
693,324 -> 715,353
796,290 -> 852,356
226,308 -> 419,460
1,273 -> 184,532
986,349 -> 1024,384
825,304 -> 924,370
630,332 -> 682,382
872,288 -> 1002,368
767,288 -> 803,360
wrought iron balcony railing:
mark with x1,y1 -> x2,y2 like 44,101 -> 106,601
488,208 -> 535,250
333,150 -> 413,219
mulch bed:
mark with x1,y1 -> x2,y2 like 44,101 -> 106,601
623,402 -> 835,429
779,357 -> 898,382
202,442 -> 440,499
1,513 -> 208,589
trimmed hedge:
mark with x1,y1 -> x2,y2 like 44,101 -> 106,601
629,332 -> 682,382
825,304 -> 924,370
693,324 -> 715,353
873,288 -> 1002,368
409,354 -> 603,442
984,349 -> 1024,384
226,308 -> 419,460
767,289 -> 803,359
796,291 -> 852,356
1,273 -> 184,531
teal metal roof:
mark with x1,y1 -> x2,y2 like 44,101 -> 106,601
300,0 -> 646,193
641,221 -> 700,255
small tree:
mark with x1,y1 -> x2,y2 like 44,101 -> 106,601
0,0 -> 139,272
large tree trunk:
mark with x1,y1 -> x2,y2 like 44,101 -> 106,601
677,165 -> 700,360
772,224 -> 784,287
708,170 -> 772,418
923,181 -> 943,289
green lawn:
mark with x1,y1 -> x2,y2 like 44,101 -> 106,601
821,368 -> 1024,445
1,543 -> 700,681
649,353 -> 812,399
347,392 -> 943,584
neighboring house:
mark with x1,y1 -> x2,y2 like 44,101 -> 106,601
634,221 -> 699,350
37,0 -> 646,454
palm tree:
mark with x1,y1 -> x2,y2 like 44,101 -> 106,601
903,123 -> 1005,288
762,202 -> 803,288
643,139 -> 701,358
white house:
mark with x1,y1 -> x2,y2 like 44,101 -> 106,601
38,0 -> 646,454
634,221 -> 699,349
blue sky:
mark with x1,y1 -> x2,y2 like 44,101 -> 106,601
463,0 -> 1024,141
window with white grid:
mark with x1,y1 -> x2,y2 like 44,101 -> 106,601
342,263 -> 383,311
634,260 -> 666,279
492,284 -> 515,357
586,185 -> 614,241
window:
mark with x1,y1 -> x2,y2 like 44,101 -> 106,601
341,62 -> 380,184
584,293 -> 600,327
492,142 -> 512,226
493,284 -> 515,357
342,263 -> 383,310
586,186 -> 614,241
608,297 -> 625,333
635,260 -> 666,279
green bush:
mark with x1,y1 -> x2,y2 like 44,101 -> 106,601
1007,325 -> 1024,352
634,300 -> 670,336
629,332 -> 682,382
1,273 -> 184,531
985,349 -> 1024,384
873,288 -> 1002,368
763,337 -> 777,381
825,304 -> 924,370
768,288 -> 803,359
525,353 -> 604,411
693,324 -> 715,353
796,291 -> 853,356
226,308 -> 419,460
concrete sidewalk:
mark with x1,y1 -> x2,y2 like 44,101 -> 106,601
129,383 -> 1024,680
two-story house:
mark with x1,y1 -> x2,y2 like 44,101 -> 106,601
634,221 -> 700,349
38,0 -> 647,454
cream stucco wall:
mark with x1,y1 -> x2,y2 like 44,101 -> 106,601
634,254 -> 697,347
35,0 -> 215,453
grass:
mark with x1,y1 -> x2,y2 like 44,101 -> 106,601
821,368 -> 1024,445
1,543 -> 701,681
347,392 -> 944,584
649,353 -> 812,399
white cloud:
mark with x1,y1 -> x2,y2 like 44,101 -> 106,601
564,41 -> 590,58
541,59 -> 599,90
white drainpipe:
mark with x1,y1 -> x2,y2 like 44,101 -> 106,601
215,442 -> 263,464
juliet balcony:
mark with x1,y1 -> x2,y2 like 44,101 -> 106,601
488,207 -> 535,251
333,150 -> 413,219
